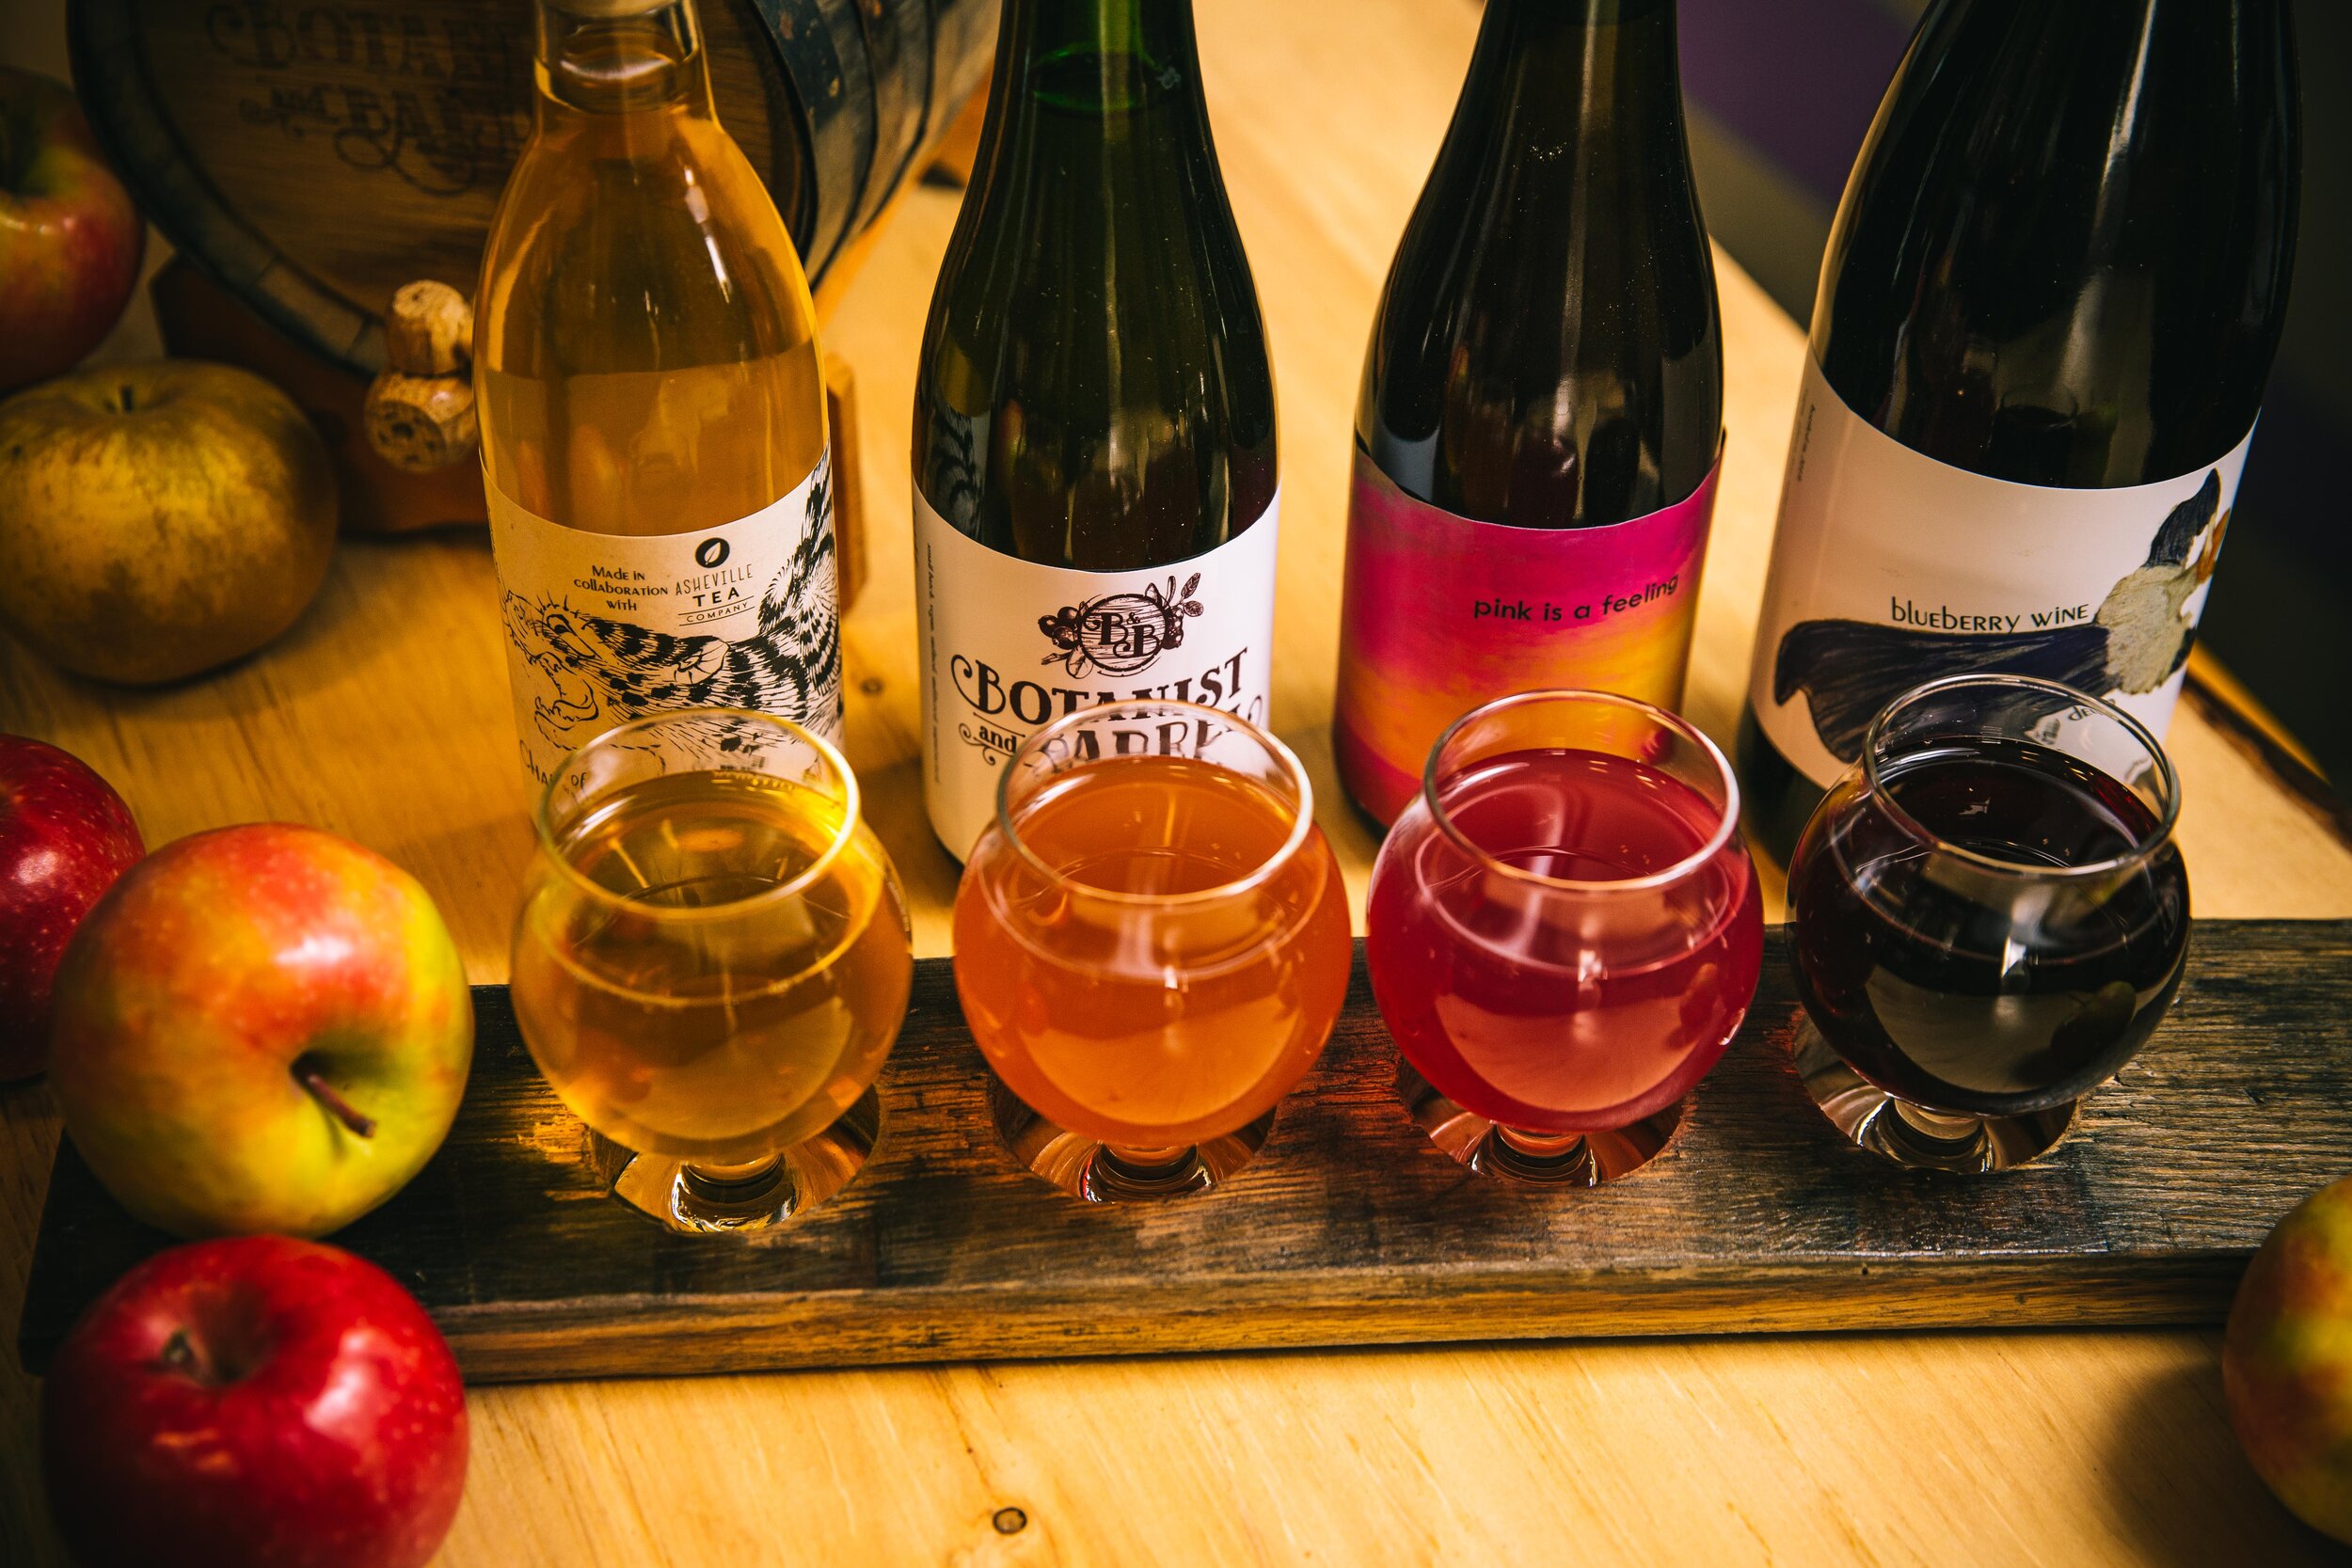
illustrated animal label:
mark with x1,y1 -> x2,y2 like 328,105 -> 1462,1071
1333,448 -> 1723,825
486,450 -> 841,785
1749,356 -> 2254,788
913,487 -> 1280,860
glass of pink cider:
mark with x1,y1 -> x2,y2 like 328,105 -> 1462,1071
1366,690 -> 1764,1184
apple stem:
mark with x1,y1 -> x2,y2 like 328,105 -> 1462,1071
159,1329 -> 199,1377
298,1068 -> 377,1140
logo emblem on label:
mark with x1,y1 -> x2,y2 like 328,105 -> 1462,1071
695,537 -> 731,568
1037,573 -> 1204,677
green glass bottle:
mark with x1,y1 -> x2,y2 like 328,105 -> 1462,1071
911,0 -> 1278,860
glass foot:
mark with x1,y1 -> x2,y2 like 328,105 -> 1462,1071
1790,1020 -> 2076,1172
591,1085 -> 882,1235
986,1074 -> 1274,1202
1397,1061 -> 1683,1185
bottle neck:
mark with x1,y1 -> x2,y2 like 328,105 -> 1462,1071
993,0 -> 1203,114
1819,0 -> 2296,483
1361,0 -> 1716,521
1463,0 -> 1684,150
533,0 -> 714,120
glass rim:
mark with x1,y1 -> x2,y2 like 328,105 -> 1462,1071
993,698 -> 1319,908
532,706 -> 862,919
1857,673 -> 2182,879
1421,689 -> 1743,895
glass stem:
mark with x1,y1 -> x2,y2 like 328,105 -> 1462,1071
1104,1143 -> 1193,1171
1891,1102 -> 1985,1141
680,1155 -> 786,1197
1494,1125 -> 1589,1160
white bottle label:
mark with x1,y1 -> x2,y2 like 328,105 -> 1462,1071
913,486 -> 1281,860
1749,355 -> 2253,787
486,449 -> 841,785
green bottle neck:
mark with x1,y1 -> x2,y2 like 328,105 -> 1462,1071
993,0 -> 1204,113
532,0 -> 716,120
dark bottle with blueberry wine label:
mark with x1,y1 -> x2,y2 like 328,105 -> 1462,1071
1738,0 -> 2300,862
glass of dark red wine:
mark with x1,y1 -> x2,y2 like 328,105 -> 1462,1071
1365,690 -> 1764,1185
1786,673 -> 2189,1172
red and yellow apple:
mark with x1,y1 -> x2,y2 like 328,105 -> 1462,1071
0,734 -> 143,1080
49,822 -> 471,1238
43,1234 -> 469,1568
0,359 -> 338,685
0,68 -> 144,393
2225,1175 -> 2352,1544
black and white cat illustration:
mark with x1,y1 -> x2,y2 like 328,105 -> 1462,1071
503,461 -> 842,755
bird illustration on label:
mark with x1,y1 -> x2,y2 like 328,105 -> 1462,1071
503,459 -> 841,765
1773,471 -> 2227,763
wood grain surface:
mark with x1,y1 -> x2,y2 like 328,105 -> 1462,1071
6,0 -> 2352,1560
24,923 -> 2352,1381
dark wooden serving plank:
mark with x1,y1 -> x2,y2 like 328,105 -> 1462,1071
20,922 -> 2352,1384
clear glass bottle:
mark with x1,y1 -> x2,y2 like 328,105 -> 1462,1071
476,0 -> 840,787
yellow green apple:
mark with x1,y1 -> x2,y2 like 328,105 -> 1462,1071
0,360 -> 337,684
49,823 -> 471,1239
2225,1175 -> 2352,1544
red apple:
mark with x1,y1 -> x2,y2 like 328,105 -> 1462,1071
0,734 -> 143,1080
50,823 -> 472,1238
0,68 -> 144,392
42,1234 -> 468,1568
2225,1175 -> 2352,1544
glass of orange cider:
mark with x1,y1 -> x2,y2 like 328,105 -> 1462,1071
513,709 -> 912,1234
953,700 -> 1353,1201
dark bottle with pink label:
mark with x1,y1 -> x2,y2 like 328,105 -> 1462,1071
1332,0 -> 1724,825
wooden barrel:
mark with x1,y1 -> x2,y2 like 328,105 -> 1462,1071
68,0 -> 996,375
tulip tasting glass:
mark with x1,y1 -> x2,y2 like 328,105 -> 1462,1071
1365,690 -> 1765,1184
512,709 -> 914,1234
953,700 -> 1353,1202
1786,674 -> 2189,1171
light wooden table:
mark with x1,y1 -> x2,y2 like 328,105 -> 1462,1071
8,1 -> 2352,1560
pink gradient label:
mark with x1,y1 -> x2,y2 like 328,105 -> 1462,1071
1333,449 -> 1723,823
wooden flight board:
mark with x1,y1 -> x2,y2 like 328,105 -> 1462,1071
19,921 -> 2352,1383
